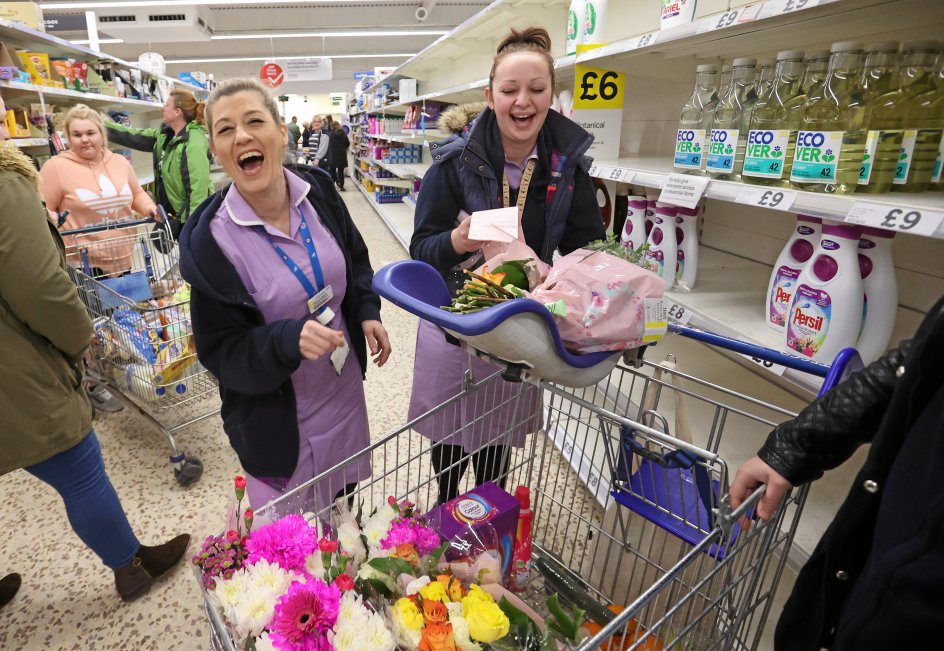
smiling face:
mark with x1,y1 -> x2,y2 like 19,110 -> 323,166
67,118 -> 104,161
485,51 -> 554,158
210,90 -> 288,200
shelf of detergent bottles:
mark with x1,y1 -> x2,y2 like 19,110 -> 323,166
589,156 -> 944,240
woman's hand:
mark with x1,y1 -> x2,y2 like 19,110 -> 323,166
450,217 -> 486,255
729,456 -> 794,526
361,320 -> 391,367
146,205 -> 161,220
299,320 -> 345,361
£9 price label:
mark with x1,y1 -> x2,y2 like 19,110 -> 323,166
574,65 -> 626,109
734,187 -> 798,211
844,201 -> 944,237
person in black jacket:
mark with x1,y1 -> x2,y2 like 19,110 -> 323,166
729,293 -> 944,650
179,78 -> 390,515
326,122 -> 350,190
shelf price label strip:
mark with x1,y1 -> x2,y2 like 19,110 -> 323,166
844,201 -> 944,238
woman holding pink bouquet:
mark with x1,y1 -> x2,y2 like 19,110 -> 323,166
408,26 -> 605,505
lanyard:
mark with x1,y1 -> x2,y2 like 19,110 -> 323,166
263,204 -> 327,313
502,158 -> 537,216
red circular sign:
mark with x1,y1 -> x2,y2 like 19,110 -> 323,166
260,62 -> 284,88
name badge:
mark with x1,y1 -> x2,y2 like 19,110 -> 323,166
307,284 -> 333,315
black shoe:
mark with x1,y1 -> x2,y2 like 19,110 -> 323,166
114,534 -> 190,602
0,573 -> 21,609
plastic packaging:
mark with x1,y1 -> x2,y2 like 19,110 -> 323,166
855,42 -> 904,193
674,64 -> 719,175
857,227 -> 897,364
565,0 -> 586,56
767,215 -> 821,332
620,195 -> 648,251
661,0 -> 697,30
643,203 -> 679,286
582,0 -> 607,48
675,205 -> 700,289
786,222 -> 864,362
510,486 -> 533,592
707,58 -> 757,180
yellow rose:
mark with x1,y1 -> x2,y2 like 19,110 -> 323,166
420,579 -> 451,603
463,599 -> 510,644
460,584 -> 494,616
394,597 -> 424,631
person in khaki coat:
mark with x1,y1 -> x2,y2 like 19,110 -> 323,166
0,93 -> 189,608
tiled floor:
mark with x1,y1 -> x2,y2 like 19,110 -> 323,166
0,187 -> 863,650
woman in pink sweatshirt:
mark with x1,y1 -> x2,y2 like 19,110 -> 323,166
41,104 -> 158,276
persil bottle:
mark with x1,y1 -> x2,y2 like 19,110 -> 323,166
785,222 -> 863,362
620,195 -> 648,251
643,203 -> 679,286
767,215 -> 821,332
857,227 -> 897,364
675,205 -> 700,289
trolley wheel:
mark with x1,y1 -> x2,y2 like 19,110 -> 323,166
174,457 -> 204,486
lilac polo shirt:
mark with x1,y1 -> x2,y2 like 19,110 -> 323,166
503,145 -> 539,189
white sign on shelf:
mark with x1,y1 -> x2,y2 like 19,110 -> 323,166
666,301 -> 695,326
619,169 -> 636,183
594,165 -> 615,179
283,57 -> 334,83
759,0 -> 821,20
844,201 -> 944,237
734,187 -> 798,211
697,8 -> 744,33
659,173 -> 710,209
633,31 -> 659,50
740,353 -> 788,377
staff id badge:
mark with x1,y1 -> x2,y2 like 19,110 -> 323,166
307,284 -> 334,315
331,336 -> 349,376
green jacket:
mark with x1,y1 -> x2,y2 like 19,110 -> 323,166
107,120 -> 213,222
0,145 -> 93,475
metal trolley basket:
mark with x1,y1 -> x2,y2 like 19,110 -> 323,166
198,314 -> 859,649
62,215 -> 216,485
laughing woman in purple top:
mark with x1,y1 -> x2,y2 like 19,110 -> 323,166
179,78 -> 391,516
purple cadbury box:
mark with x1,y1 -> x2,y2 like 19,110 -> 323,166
428,481 -> 520,581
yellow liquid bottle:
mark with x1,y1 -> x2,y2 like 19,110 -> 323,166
674,64 -> 720,176
707,58 -> 757,180
857,42 -> 903,194
743,51 -> 806,187
892,42 -> 944,192
791,42 -> 868,195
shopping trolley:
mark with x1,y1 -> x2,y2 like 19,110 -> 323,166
197,261 -> 860,650
62,213 -> 216,486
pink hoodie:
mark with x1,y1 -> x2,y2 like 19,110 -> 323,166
40,149 -> 156,275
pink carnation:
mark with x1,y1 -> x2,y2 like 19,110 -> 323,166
269,579 -> 340,651
246,514 -> 318,574
380,519 -> 441,556
414,525 -> 442,556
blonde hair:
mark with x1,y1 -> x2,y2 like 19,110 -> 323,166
63,104 -> 108,147
489,27 -> 556,90
170,89 -> 206,126
205,77 -> 281,142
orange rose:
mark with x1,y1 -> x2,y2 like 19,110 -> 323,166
418,622 -> 458,651
395,543 -> 420,565
422,597 -> 449,624
437,574 -> 465,601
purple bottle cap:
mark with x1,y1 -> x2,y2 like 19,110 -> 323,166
628,198 -> 648,209
676,227 -> 685,244
651,228 -> 664,245
645,220 -> 654,237
812,254 -> 839,282
821,222 -> 862,240
791,239 -> 815,263
859,252 -> 873,279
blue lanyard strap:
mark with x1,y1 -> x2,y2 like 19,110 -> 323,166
263,204 -> 327,310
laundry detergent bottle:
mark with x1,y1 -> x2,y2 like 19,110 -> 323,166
675,205 -> 700,289
857,227 -> 897,364
620,195 -> 648,251
786,222 -> 863,362
767,215 -> 821,332
643,203 -> 679,286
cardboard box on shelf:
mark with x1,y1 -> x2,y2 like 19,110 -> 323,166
16,51 -> 52,83
5,108 -> 31,138
0,2 -> 44,31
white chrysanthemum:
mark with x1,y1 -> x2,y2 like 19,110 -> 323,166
244,558 -> 297,595
405,575 -> 431,596
447,602 -> 483,651
232,592 -> 277,642
304,551 -> 326,580
337,590 -> 369,628
337,519 -> 367,564
210,574 -> 246,621
362,610 -> 397,651
362,504 -> 397,546
254,632 -> 277,651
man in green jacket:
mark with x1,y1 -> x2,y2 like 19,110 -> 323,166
106,90 -> 213,236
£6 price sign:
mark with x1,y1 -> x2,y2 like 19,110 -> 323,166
572,64 -> 625,161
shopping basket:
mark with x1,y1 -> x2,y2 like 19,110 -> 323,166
62,212 -> 216,485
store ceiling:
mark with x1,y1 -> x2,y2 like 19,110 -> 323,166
39,0 -> 492,94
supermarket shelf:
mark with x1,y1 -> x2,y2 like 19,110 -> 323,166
358,156 -> 429,180
363,171 -> 413,189
363,130 -> 447,145
590,155 -> 944,239
10,137 -> 48,148
0,79 -> 160,109
351,174 -> 414,251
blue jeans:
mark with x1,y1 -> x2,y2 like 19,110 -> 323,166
25,432 -> 140,569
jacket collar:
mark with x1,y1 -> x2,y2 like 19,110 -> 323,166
0,144 -> 41,190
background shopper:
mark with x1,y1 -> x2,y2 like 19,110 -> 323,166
408,26 -> 605,505
179,78 -> 390,515
0,93 -> 190,604
327,120 -> 350,190
304,115 -> 329,168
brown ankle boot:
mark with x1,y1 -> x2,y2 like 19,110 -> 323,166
0,573 -> 21,609
114,534 -> 191,602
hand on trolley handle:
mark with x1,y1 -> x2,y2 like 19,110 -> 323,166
729,456 -> 794,528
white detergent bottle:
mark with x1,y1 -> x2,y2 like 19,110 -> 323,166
766,215 -> 821,332
565,0 -> 586,56
645,190 -> 659,238
857,227 -> 898,364
583,0 -> 608,48
786,222 -> 863,362
675,205 -> 700,289
643,203 -> 679,286
620,195 -> 648,251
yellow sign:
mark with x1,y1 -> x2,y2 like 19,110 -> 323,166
573,64 -> 626,110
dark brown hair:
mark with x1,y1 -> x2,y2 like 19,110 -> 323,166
489,27 -> 555,90
170,89 -> 206,126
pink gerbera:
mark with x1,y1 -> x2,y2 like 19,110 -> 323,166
245,514 -> 319,574
269,579 -> 340,651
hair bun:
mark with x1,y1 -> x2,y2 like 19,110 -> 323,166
497,27 -> 552,55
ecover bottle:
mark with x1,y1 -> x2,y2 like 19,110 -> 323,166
744,50 -> 806,186
767,215 -> 821,332
857,42 -> 904,193
857,227 -> 897,364
790,42 -> 868,194
707,58 -> 757,180
643,203 -> 679,286
674,64 -> 719,175
786,222 -> 863,362
893,43 -> 944,192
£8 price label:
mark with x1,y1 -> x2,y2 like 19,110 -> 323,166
573,65 -> 626,109
667,302 -> 694,326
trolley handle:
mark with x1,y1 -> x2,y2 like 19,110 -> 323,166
60,216 -> 158,237
667,322 -> 832,378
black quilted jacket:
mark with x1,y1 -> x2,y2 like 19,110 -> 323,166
764,294 -> 944,650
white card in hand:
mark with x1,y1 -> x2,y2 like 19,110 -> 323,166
468,207 -> 519,243
330,337 -> 349,376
